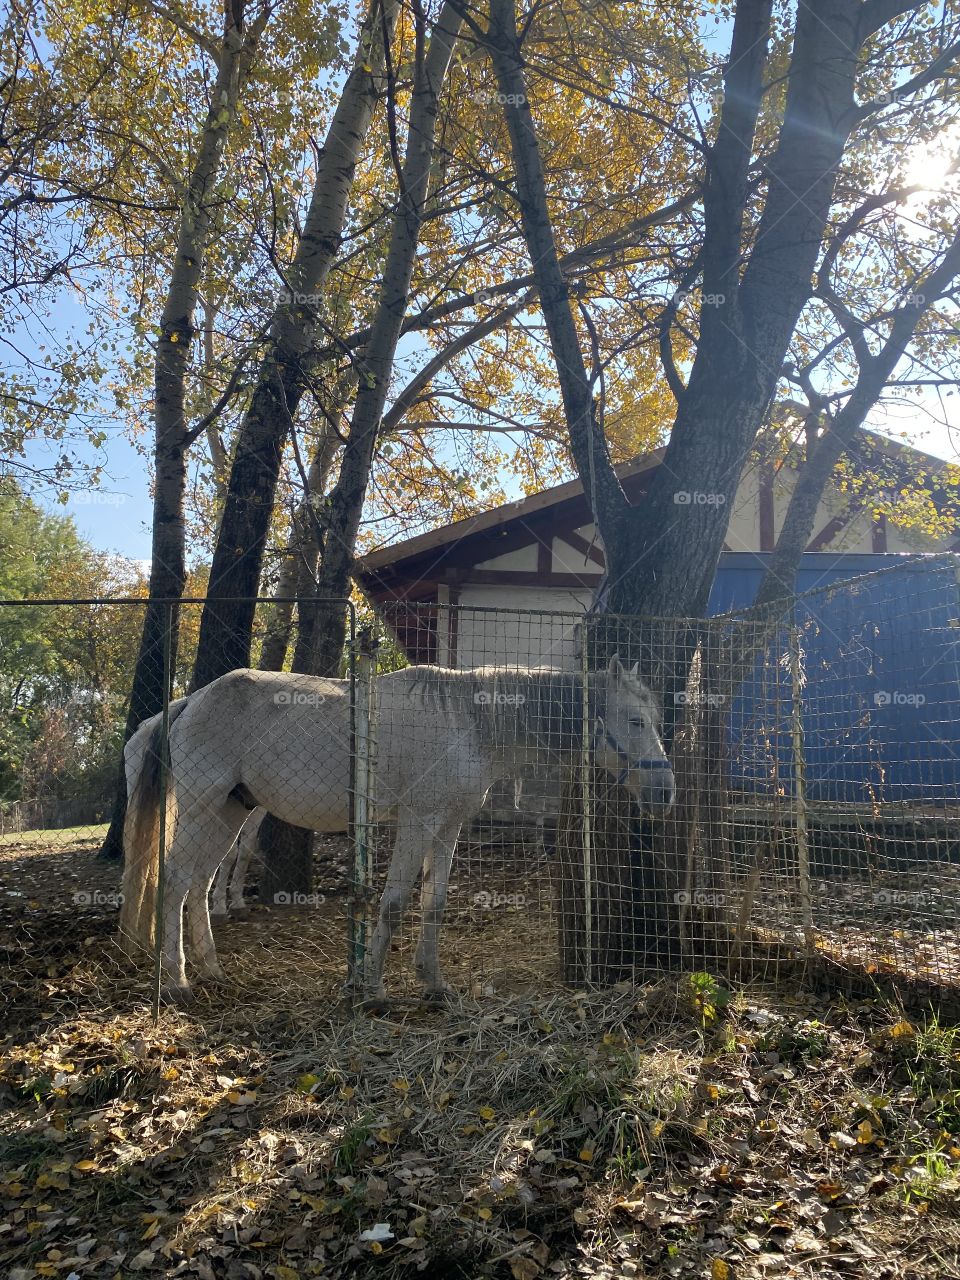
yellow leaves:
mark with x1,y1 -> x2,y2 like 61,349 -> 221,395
227,1088 -> 257,1105
392,1077 -> 410,1094
578,1146 -> 595,1163
857,1119 -> 876,1145
73,1159 -> 98,1172
296,1072 -> 322,1094
890,1020 -> 916,1041
34,1171 -> 69,1191
478,1105 -> 496,1121
711,1260 -> 732,1280
374,1126 -> 399,1145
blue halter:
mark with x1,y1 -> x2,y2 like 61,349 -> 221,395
594,726 -> 672,788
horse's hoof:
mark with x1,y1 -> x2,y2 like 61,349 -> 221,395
421,985 -> 455,1007
342,980 -> 390,1012
160,983 -> 195,1008
198,968 -> 228,986
358,994 -> 393,1014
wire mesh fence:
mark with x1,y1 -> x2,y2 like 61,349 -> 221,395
2,556 -> 960,1018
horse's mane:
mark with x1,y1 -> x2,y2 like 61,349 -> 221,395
390,664 -> 654,757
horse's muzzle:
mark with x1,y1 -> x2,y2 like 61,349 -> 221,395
641,769 -> 676,814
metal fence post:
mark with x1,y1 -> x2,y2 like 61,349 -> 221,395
152,601 -> 174,1021
788,624 -> 814,954
348,621 -> 377,991
580,628 -> 593,985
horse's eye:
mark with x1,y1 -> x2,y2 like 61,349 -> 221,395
629,718 -> 645,729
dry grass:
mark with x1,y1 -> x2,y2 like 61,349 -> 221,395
2,841 -> 960,1279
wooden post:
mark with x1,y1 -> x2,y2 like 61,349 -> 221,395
788,626 -> 815,953
348,623 -> 377,989
151,601 -> 174,1023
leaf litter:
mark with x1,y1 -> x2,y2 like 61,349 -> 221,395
2,844 -> 960,1278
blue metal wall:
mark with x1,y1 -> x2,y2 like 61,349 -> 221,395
708,553 -> 960,804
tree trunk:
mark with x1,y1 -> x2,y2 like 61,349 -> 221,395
604,0 -> 864,618
258,424 -> 339,672
191,0 -> 400,691
300,1 -> 462,677
100,2 -> 256,858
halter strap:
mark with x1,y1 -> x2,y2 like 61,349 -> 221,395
594,726 -> 672,787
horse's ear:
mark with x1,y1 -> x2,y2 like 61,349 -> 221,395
607,654 -> 624,678
630,661 -> 639,677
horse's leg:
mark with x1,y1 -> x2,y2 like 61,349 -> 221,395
185,798 -> 249,981
415,816 -> 462,1000
158,846 -> 193,1005
360,815 -> 426,998
209,852 -> 233,919
229,808 -> 263,913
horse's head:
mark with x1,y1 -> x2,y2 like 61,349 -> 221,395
594,655 -> 675,815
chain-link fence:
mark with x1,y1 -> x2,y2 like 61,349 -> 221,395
2,559 -> 960,1018
364,557 -> 960,1004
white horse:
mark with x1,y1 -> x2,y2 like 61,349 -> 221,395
123,703 -> 261,922
119,657 -> 674,1005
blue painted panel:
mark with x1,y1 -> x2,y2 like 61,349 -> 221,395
708,554 -> 960,804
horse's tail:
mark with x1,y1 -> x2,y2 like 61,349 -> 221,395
119,699 -> 188,958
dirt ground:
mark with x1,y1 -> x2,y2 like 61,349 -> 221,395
2,835 -> 960,1280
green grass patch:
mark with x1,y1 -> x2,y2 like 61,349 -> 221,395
0,823 -> 107,849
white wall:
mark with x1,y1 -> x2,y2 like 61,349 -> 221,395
455,585 -> 586,668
